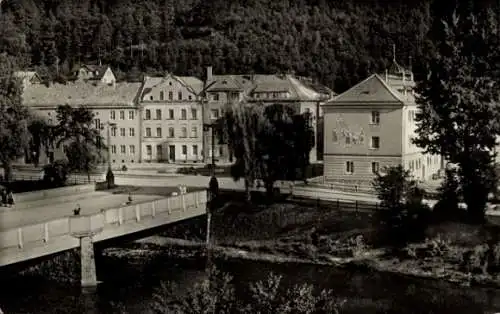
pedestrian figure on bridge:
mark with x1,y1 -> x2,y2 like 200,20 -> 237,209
73,203 -> 81,215
6,189 -> 14,207
126,192 -> 133,205
310,227 -> 319,247
0,188 -> 7,207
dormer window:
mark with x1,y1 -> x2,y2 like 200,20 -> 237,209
169,82 -> 172,86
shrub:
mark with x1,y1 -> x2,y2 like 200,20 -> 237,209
424,235 -> 452,258
432,168 -> 464,222
461,244 -> 489,274
152,266 -> 240,314
151,267 -> 343,314
345,235 -> 367,258
487,243 -> 500,274
43,159 -> 69,187
372,166 -> 431,247
246,273 -> 342,314
121,165 -> 128,171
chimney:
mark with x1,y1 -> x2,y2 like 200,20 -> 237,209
206,66 -> 213,82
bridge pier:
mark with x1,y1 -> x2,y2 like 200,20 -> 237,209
80,235 -> 98,287
70,215 -> 104,288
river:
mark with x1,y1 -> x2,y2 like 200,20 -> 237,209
1,247 -> 500,314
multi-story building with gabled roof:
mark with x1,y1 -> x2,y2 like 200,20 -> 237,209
138,74 -> 204,163
322,58 -> 442,192
201,67 -> 334,164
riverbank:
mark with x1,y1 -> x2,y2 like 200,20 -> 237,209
127,221 -> 500,291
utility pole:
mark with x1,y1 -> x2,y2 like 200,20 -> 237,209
102,121 -> 117,189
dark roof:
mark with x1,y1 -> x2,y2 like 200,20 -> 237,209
73,64 -> 112,81
203,74 -> 325,101
327,74 -> 408,105
23,81 -> 142,108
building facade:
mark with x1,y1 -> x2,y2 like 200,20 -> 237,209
138,74 -> 204,163
22,72 -> 142,165
73,64 -> 117,85
202,67 -> 334,164
20,66 -> 335,168
322,61 -> 442,191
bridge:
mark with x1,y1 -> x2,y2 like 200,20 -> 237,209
0,184 -> 208,287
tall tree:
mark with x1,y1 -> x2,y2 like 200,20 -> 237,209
54,105 -> 104,181
0,53 -> 30,182
27,117 -> 55,167
221,102 -> 314,200
414,8 -> 500,223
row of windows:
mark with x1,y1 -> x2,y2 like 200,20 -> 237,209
145,126 -> 198,138
345,161 -> 380,174
253,92 -> 290,99
145,144 -> 200,156
145,144 -> 225,156
111,128 -> 135,137
148,91 -> 194,101
408,155 -> 440,171
110,110 -> 134,120
78,107 -> 222,125
145,108 -> 198,120
111,145 -> 136,155
209,92 -> 240,102
143,108 -> 222,120
333,132 -> 380,149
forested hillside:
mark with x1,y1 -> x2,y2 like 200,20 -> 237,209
0,0 -> 491,92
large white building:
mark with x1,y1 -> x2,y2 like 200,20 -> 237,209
322,59 -> 443,192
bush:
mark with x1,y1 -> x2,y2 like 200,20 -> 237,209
152,266 -> 240,314
461,244 -> 489,274
121,165 -> 128,171
345,235 -> 368,258
247,273 -> 342,314
372,166 -> 432,247
432,168 -> 464,223
151,267 -> 343,314
43,159 -> 69,187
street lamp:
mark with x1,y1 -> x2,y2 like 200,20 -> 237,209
100,121 -> 117,189
203,122 -> 217,176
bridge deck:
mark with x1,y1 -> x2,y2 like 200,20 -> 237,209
0,191 -> 164,231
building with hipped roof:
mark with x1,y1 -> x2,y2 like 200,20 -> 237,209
138,74 -> 204,163
201,67 -> 335,164
20,65 -> 334,167
22,77 -> 143,165
322,56 -> 443,192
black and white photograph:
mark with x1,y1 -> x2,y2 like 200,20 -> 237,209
1,0 -> 500,313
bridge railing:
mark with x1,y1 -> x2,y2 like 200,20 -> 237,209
0,190 -> 208,251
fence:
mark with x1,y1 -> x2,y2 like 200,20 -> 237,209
0,190 -> 208,253
10,173 -> 104,185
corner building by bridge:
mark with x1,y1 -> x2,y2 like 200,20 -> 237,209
322,59 -> 443,192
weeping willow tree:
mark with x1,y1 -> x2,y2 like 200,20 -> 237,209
220,101 -> 314,201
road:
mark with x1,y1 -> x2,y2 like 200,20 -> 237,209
116,174 -> 251,190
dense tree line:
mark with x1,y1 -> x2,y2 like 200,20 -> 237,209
0,0 -> 438,92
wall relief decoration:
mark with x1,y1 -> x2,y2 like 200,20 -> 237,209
332,114 -> 365,145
